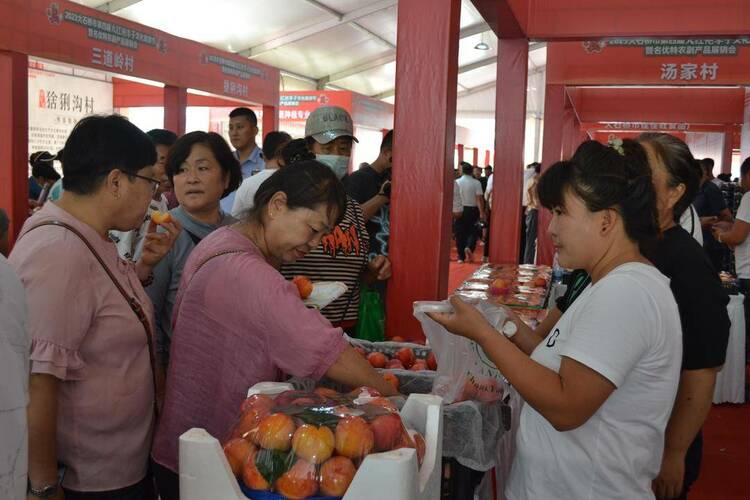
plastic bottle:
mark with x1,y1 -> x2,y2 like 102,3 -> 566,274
552,251 -> 563,283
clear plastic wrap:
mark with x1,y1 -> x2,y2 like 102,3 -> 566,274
222,387 -> 425,499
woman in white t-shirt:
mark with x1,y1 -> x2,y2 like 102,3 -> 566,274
430,139 -> 683,500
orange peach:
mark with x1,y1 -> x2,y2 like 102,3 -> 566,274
240,394 -> 275,415
410,360 -> 427,371
386,358 -> 404,369
256,413 -> 296,451
241,449 -> 270,491
231,409 -> 266,442
223,438 -> 254,477
382,372 -> 399,391
150,210 -> 172,225
370,413 -> 403,451
292,275 -> 313,299
319,456 -> 356,496
275,458 -> 318,499
394,347 -> 416,369
314,387 -> 341,400
391,336 -> 405,343
335,416 -> 374,459
367,351 -> 388,368
292,424 -> 335,464
426,352 -> 438,371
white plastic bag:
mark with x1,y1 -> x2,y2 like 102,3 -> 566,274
413,301 -> 509,404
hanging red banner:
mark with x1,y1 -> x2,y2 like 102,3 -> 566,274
548,39 -> 750,85
0,0 -> 279,105
579,122 -> 731,133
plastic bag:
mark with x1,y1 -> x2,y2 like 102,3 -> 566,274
413,301 -> 510,404
222,387 -> 424,499
354,284 -> 385,342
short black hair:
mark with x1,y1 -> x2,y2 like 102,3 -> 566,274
30,151 -> 61,181
249,159 -> 347,226
701,158 -> 715,169
62,115 -> 156,195
381,130 -> 393,151
165,131 -> 242,198
538,139 -> 658,251
229,107 -> 258,126
282,138 -> 316,166
637,133 -> 702,222
741,157 -> 750,177
262,131 -> 292,160
717,173 -> 732,183
461,162 -> 473,175
146,128 -> 178,147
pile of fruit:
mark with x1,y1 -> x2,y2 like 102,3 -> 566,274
456,264 -> 551,308
292,276 -> 314,300
223,387 -> 425,499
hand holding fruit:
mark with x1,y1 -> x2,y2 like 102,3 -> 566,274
138,211 -> 182,271
427,295 -> 495,345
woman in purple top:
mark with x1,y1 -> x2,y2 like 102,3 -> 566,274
152,160 -> 397,499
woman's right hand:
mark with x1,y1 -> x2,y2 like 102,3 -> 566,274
426,296 -> 495,345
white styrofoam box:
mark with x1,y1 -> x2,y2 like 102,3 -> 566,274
179,381 -> 443,500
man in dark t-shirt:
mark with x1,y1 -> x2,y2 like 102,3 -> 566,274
694,159 -> 732,270
343,130 -> 393,258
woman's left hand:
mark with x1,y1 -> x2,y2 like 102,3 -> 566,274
367,255 -> 392,281
427,295 -> 495,344
138,218 -> 182,270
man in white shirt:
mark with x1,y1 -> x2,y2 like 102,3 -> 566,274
455,162 -> 486,263
0,255 -> 29,499
220,107 -> 265,213
231,131 -> 291,218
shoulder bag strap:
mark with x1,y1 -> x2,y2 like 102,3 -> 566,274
22,220 -> 160,418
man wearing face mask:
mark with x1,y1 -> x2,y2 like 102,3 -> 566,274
281,106 -> 392,333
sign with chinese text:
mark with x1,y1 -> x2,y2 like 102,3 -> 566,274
547,39 -> 750,85
28,66 -> 113,156
0,0 -> 278,105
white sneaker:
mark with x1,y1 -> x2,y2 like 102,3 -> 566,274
457,260 -> 464,264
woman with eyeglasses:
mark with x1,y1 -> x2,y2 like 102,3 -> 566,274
9,115 -> 180,500
145,131 -> 242,370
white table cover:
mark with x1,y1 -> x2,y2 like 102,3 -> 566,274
713,293 -> 746,404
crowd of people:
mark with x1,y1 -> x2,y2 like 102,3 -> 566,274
0,103 -> 744,500
2,105 -> 395,500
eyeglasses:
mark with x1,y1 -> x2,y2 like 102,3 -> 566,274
130,173 -> 161,195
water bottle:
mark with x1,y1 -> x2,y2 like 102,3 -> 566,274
552,251 -> 563,283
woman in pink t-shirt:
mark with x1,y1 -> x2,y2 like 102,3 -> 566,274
152,160 -> 397,499
11,116 -> 181,500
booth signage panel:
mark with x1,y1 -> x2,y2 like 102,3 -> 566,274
548,39 -> 750,85
0,0 -> 279,105
579,121 -> 730,133
279,91 -> 353,122
28,66 -> 112,155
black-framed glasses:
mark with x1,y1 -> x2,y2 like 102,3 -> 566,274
129,173 -> 161,195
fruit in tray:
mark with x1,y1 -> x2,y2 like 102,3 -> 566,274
382,372 -> 400,391
150,210 -> 172,224
394,347 -> 416,369
489,278 -> 511,296
356,344 -> 438,371
292,275 -> 313,299
366,351 -> 388,369
319,456 -> 356,496
224,386 -> 425,498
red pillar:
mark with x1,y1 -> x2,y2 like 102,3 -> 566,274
0,51 -> 28,246
722,125 -> 734,174
472,147 -> 479,166
163,85 -> 187,135
262,105 -> 278,139
484,149 -> 490,166
489,39 -> 528,264
386,0 -> 461,340
561,106 -> 579,160
457,143 -> 464,163
537,84 -> 567,266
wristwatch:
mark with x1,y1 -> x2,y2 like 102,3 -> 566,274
501,320 -> 518,339
28,482 -> 59,498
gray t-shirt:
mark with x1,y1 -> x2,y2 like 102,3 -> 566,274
146,206 -> 235,365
